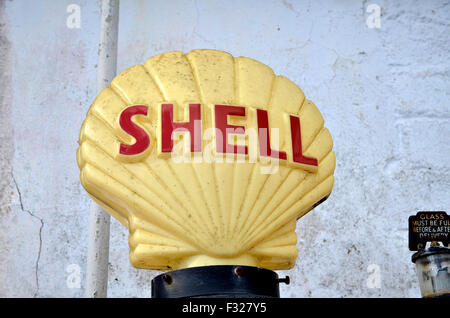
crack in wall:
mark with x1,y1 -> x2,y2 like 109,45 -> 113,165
12,173 -> 44,297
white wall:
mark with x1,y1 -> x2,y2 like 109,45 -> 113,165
1,0 -> 449,297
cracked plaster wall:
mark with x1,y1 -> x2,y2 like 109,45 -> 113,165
0,0 -> 449,297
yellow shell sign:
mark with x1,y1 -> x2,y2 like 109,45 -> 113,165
77,49 -> 335,271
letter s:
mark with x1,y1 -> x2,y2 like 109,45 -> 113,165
118,105 -> 150,156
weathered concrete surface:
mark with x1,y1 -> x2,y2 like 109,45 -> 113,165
1,0 -> 449,297
0,0 -> 42,297
0,0 -> 99,297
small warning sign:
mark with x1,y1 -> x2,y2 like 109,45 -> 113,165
409,211 -> 450,251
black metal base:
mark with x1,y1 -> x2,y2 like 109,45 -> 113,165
151,265 -> 289,298
411,246 -> 450,263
